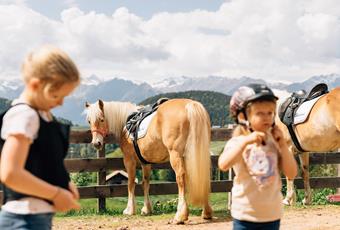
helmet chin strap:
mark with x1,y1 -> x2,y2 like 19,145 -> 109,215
237,110 -> 253,132
237,119 -> 254,132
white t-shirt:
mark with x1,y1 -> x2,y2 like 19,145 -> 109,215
226,132 -> 283,222
1,99 -> 55,214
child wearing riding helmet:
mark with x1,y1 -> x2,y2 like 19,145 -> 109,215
0,45 -> 80,229
218,84 -> 297,230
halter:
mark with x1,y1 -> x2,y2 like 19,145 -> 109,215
91,122 -> 109,137
91,128 -> 108,137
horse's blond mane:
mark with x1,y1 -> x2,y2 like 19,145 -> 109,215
86,101 -> 137,139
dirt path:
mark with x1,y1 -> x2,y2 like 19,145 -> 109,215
53,205 -> 340,230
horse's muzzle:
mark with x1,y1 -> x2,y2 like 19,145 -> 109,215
92,141 -> 103,150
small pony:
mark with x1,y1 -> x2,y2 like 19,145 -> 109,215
277,86 -> 340,205
85,98 -> 212,224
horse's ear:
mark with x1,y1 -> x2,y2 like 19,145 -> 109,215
98,99 -> 104,111
85,102 -> 90,108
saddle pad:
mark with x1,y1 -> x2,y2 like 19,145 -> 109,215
128,112 -> 157,140
293,95 -> 323,125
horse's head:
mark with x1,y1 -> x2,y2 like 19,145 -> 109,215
85,99 -> 109,150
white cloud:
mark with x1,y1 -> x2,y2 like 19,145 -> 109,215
0,0 -> 26,5
0,0 -> 340,83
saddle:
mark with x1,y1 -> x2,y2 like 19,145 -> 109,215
278,83 -> 328,152
126,97 -> 169,164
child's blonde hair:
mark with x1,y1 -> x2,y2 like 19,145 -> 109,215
21,45 -> 80,92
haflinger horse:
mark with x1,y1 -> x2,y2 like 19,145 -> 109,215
85,99 -> 212,224
276,87 -> 340,205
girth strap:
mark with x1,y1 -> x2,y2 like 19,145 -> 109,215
132,134 -> 153,165
287,125 -> 305,152
127,98 -> 169,165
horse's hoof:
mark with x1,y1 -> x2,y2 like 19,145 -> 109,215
302,198 -> 311,205
202,207 -> 213,219
168,218 -> 185,225
123,208 -> 135,215
282,198 -> 292,206
202,213 -> 213,220
141,206 -> 152,216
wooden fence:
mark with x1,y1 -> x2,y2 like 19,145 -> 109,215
2,128 -> 340,211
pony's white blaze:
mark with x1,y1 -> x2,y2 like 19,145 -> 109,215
85,98 -> 212,224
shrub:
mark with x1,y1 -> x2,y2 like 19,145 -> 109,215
71,172 -> 96,186
153,198 -> 178,214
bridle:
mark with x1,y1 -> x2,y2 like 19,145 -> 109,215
90,121 -> 109,138
91,128 -> 108,137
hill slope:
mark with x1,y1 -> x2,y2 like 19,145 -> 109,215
0,97 -> 11,114
139,90 -> 232,126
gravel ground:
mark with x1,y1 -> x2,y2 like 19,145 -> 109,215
53,205 -> 340,230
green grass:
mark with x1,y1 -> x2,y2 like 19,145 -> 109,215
56,193 -> 230,217
210,141 -> 225,155
106,148 -> 123,158
71,126 -> 89,131
57,187 -> 340,218
105,141 -> 226,158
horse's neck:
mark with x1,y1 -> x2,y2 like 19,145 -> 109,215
105,102 -> 137,138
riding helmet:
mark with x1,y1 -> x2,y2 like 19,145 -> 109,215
230,83 -> 278,123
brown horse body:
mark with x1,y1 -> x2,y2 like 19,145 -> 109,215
85,99 -> 212,224
277,87 -> 340,205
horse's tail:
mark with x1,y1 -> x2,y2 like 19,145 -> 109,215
184,101 -> 211,206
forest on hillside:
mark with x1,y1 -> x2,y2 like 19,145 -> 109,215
139,90 -> 233,126
0,97 -> 11,114
0,97 -> 72,125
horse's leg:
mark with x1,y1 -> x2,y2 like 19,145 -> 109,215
202,197 -> 213,220
169,150 -> 189,224
123,155 -> 137,215
283,177 -> 296,205
299,152 -> 312,205
141,164 -> 152,215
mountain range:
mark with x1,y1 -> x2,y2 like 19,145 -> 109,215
0,74 -> 338,125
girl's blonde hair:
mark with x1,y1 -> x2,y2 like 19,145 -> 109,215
232,125 -> 250,137
21,45 -> 80,92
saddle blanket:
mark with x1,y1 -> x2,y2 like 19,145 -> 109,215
293,95 -> 323,125
128,112 -> 157,140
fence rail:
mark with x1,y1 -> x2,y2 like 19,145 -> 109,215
1,128 -> 340,211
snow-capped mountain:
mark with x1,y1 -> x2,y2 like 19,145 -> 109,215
153,76 -> 269,95
1,74 -> 340,124
0,78 -> 24,99
81,74 -> 105,86
53,77 -> 159,124
286,74 -> 340,92
153,74 -> 340,95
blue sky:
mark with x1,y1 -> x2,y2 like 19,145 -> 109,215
25,0 -> 226,19
0,0 -> 339,83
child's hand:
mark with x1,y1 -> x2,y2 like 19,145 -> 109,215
53,187 -> 81,212
69,181 -> 80,200
245,131 -> 266,145
271,125 -> 286,148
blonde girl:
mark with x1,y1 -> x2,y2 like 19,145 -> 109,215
218,84 -> 297,230
0,45 -> 80,230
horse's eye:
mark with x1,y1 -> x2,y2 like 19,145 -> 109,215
87,120 -> 90,124
100,119 -> 104,122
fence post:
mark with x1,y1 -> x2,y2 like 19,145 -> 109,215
338,164 -> 340,194
227,168 -> 234,210
97,144 -> 106,212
